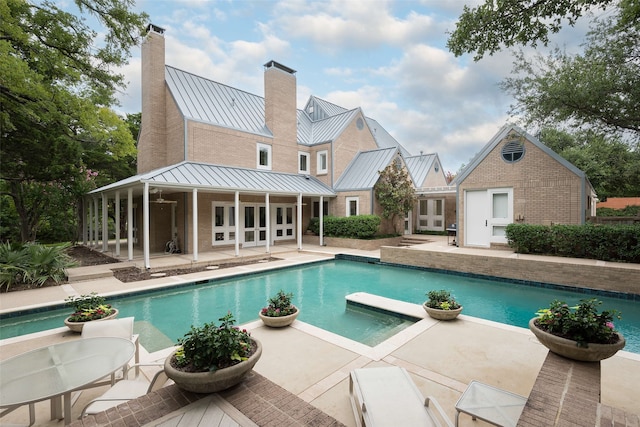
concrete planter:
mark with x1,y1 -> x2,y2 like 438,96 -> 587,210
259,306 -> 299,327
164,338 -> 262,393
64,308 -> 119,333
423,304 -> 462,320
528,318 -> 625,362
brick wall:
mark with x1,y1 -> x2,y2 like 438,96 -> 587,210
457,131 -> 587,247
380,246 -> 640,295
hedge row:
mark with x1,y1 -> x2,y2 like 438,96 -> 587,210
307,215 -> 380,238
505,223 -> 640,263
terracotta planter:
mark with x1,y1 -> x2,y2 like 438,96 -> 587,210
164,338 -> 262,393
528,318 -> 625,362
259,305 -> 299,327
64,308 -> 119,333
423,303 -> 463,320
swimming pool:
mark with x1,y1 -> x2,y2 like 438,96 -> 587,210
2,259 -> 639,353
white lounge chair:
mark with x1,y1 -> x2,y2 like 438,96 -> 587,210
349,367 -> 453,427
80,363 -> 167,417
81,316 -> 140,383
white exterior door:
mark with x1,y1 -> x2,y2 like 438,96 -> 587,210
465,190 -> 490,247
242,205 -> 267,247
404,210 -> 412,235
465,189 -> 513,247
418,199 -> 445,231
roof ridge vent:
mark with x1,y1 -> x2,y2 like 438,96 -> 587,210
264,60 -> 296,75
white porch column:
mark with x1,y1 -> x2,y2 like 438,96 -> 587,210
88,200 -> 93,246
192,188 -> 198,262
297,193 -> 302,250
319,196 -> 324,247
115,190 -> 120,257
82,198 -> 87,245
93,197 -> 99,247
143,183 -> 150,269
127,188 -> 133,261
101,194 -> 108,252
265,193 -> 270,253
234,191 -> 240,257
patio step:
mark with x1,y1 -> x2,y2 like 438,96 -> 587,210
66,265 -> 115,283
399,235 -> 433,246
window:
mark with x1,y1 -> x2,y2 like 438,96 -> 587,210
313,201 -> 329,217
501,140 -> 525,163
298,152 -> 309,174
346,197 -> 359,216
257,143 -> 271,170
317,150 -> 328,174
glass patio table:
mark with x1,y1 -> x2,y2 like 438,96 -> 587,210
455,380 -> 527,427
0,337 -> 135,426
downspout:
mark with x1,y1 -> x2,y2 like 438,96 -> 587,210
580,176 -> 586,224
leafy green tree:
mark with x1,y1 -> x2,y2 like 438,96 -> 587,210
539,128 -> 640,198
447,0 -> 620,60
500,7 -> 639,143
0,0 -> 147,242
374,162 -> 417,234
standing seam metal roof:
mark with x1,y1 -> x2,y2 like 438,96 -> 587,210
334,148 -> 398,191
90,161 -> 335,196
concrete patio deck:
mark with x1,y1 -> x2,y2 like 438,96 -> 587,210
1,237 -> 639,426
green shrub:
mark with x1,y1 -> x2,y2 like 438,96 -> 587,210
0,242 -> 76,291
506,223 -> 640,263
596,205 -> 640,217
307,215 -> 381,238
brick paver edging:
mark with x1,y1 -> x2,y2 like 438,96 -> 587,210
69,372 -> 345,427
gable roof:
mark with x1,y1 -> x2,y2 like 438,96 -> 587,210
334,147 -> 398,191
91,161 -> 335,197
165,66 -> 271,137
297,109 -> 361,146
404,153 -> 438,187
452,124 -> 588,185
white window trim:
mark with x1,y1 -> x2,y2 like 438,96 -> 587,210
257,143 -> 272,170
317,150 -> 328,175
489,188 -> 513,243
298,151 -> 310,174
346,197 -> 359,217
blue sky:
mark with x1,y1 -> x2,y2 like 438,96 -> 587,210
103,0 -> 596,173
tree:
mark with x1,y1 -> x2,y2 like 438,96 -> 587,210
0,0 -> 147,242
374,162 -> 417,234
447,0 -> 619,60
539,128 -> 640,198
500,6 -> 640,144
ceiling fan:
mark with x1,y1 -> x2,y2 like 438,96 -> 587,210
150,189 -> 177,204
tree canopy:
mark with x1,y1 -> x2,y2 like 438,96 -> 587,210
500,5 -> 640,144
0,0 -> 147,242
374,162 -> 416,234
446,0 -> 618,60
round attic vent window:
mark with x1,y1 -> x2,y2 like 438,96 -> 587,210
501,140 -> 525,163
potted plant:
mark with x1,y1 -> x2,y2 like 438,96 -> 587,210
259,289 -> 299,327
529,298 -> 625,362
164,312 -> 262,393
423,290 -> 463,320
64,292 -> 118,332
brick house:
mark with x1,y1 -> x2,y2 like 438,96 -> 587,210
85,25 -> 451,267
452,124 -> 597,248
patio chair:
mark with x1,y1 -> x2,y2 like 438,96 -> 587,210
80,363 -> 168,417
349,367 -> 453,427
81,317 -> 140,383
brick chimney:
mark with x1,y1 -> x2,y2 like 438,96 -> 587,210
264,61 -> 297,167
138,24 -> 167,173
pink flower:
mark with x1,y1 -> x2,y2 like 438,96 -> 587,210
606,322 -> 614,329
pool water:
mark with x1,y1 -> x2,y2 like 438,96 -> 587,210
2,259 -> 639,353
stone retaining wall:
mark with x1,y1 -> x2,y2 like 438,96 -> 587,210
380,246 -> 640,295
303,235 -> 403,251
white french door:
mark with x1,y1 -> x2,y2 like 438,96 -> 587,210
242,205 -> 267,247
